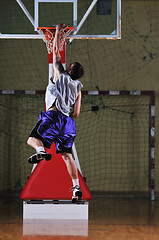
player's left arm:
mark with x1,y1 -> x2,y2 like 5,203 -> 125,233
52,24 -> 65,83
70,91 -> 81,119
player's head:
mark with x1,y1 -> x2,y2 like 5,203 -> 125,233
66,62 -> 84,80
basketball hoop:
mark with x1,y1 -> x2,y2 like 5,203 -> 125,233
37,27 -> 74,54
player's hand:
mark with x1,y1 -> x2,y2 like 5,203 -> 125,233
56,24 -> 67,31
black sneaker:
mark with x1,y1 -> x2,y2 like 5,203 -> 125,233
28,151 -> 52,164
72,185 -> 83,203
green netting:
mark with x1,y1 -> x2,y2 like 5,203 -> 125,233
0,95 -> 45,192
0,94 -> 150,195
75,94 -> 150,194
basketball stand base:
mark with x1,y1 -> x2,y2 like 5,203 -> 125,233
23,200 -> 89,220
23,219 -> 88,236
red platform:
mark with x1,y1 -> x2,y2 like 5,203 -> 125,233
20,143 -> 92,200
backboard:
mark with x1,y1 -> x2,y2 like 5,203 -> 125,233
0,0 -> 121,40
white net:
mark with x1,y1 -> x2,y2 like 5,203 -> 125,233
38,28 -> 73,54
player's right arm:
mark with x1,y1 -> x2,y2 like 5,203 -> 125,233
52,24 -> 65,83
70,91 -> 82,119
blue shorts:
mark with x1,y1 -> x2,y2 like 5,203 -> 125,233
29,110 -> 76,154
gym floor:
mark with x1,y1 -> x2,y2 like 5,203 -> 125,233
0,195 -> 159,240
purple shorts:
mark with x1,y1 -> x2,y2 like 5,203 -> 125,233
29,110 -> 76,154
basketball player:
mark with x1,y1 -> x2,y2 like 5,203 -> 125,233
27,24 -> 84,202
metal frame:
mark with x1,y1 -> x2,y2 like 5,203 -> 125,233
0,0 -> 121,40
34,0 -> 78,31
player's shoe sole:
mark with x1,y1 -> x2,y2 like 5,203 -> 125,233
72,186 -> 83,203
28,152 -> 52,164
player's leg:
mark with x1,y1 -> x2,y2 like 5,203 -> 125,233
61,152 -> 78,179
27,111 -> 62,164
27,136 -> 44,150
27,116 -> 53,164
61,152 -> 82,202
27,137 -> 52,164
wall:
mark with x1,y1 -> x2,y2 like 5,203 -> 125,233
0,0 -> 159,193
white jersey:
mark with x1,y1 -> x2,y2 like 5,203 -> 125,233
45,72 -> 83,116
